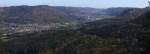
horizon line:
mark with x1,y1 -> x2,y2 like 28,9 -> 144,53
0,5 -> 146,9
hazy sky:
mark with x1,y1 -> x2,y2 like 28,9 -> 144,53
0,0 -> 149,8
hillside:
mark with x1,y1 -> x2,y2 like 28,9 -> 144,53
0,5 -> 118,24
0,5 -> 148,54
79,7 -> 150,54
0,5 -> 71,24
0,9 -> 148,53
0,5 -> 123,33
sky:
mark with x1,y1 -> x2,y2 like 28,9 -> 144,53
0,0 -> 149,8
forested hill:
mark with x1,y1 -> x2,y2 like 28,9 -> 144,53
0,5 -> 131,24
0,5 -> 149,54
0,5 -> 133,33
79,7 -> 150,54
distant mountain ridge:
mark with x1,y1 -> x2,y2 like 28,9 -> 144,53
0,5 -> 70,24
0,5 -> 133,33
0,5 -> 132,24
